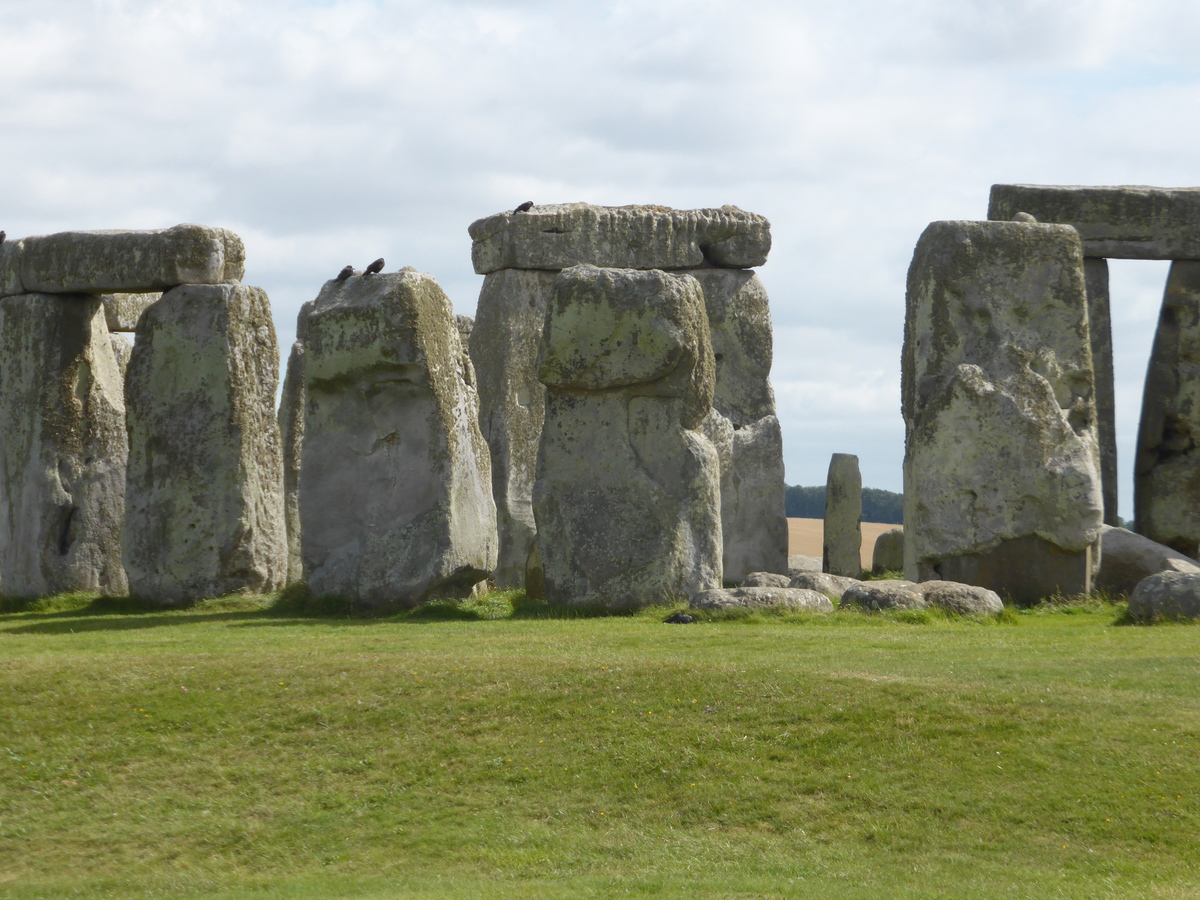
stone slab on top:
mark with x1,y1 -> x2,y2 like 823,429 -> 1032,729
468,203 -> 771,274
1,224 -> 244,297
988,184 -> 1200,259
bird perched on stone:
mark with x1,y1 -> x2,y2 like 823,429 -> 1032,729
335,265 -> 354,281
364,258 -> 385,276
513,201 -> 534,214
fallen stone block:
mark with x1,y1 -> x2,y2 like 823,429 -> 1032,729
123,283 -> 286,603
300,269 -> 497,607
1096,525 -> 1200,596
839,580 -> 927,611
903,220 -> 1103,603
918,580 -> 1003,615
1128,570 -> 1200,620
788,554 -> 821,575
12,224 -> 244,296
691,586 -> 832,612
786,571 -> 860,601
741,572 -> 791,588
534,265 -> 722,610
0,293 -> 128,596
469,203 -> 770,274
988,184 -> 1200,259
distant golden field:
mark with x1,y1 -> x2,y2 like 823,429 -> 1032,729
788,518 -> 897,570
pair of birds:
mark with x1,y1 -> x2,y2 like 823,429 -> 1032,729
336,258 -> 384,281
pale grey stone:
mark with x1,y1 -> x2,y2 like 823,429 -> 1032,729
278,302 -> 315,587
1128,570 -> 1200,620
918,580 -> 1004,615
872,527 -> 905,573
99,292 -> 160,332
741,572 -> 791,588
534,265 -> 721,610
110,333 -> 132,380
455,314 -> 474,345
1135,260 -> 1200,555
688,268 -> 786,581
824,453 -> 862,577
123,283 -> 286,604
788,554 -> 821,574
787,571 -> 860,601
300,270 -> 497,607
0,294 -> 129,597
1096,525 -> 1200,596
691,586 -> 833,612
1084,259 -> 1118,525
902,220 -> 1103,603
469,269 -> 556,588
469,203 -> 770,274
840,580 -> 927,611
988,184 -> 1200,260
14,224 -> 244,295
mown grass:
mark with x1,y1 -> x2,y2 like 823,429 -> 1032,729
1,591 -> 1198,899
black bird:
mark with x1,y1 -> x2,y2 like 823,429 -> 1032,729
335,264 -> 354,281
364,258 -> 385,276
664,611 -> 694,624
513,201 -> 534,214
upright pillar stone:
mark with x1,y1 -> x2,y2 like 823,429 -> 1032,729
1084,258 -> 1119,525
823,453 -> 862,577
902,220 -> 1103,603
277,301 -> 314,587
123,283 -> 287,603
467,204 -> 779,589
533,265 -> 722,610
0,294 -> 128,596
299,269 -> 497,607
1135,260 -> 1200,555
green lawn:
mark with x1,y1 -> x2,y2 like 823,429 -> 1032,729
1,594 -> 1197,899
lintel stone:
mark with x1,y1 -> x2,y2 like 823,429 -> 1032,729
988,184 -> 1200,259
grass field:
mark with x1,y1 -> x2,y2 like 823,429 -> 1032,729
1,592 -> 1198,899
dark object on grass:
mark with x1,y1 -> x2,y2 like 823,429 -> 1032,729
336,265 -> 354,281
664,611 -> 694,624
364,258 -> 385,276
513,201 -> 534,214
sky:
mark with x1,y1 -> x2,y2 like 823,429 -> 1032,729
3,0 -> 1199,518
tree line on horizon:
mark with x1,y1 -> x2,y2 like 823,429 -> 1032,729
785,485 -> 903,524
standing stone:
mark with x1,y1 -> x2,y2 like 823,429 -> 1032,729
872,527 -> 905,573
687,269 -> 787,581
110,333 -> 132,380
468,269 -> 557,588
824,453 -> 862,577
277,302 -> 314,587
300,269 -> 497,607
100,292 -> 161,332
1084,258 -> 1119,525
123,283 -> 286,603
534,265 -> 722,610
455,314 -> 474,345
902,220 -> 1103,603
1135,260 -> 1200,555
0,294 -> 128,596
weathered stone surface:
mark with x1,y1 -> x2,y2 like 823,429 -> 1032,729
788,554 -> 821,574
1096,525 -> 1200,596
10,225 -> 244,296
455,314 -> 474,345
840,580 -> 926,611
1084,259 -> 1118,525
110,333 -> 132,380
1128,570 -> 1200,620
988,184 -> 1200,260
99,292 -> 160,332
300,270 -> 497,607
469,204 -> 770,275
469,269 -> 557,588
123,283 -> 286,603
918,580 -> 1004,615
688,268 -> 785,580
278,334 -> 306,586
902,220 -> 1103,603
0,237 -> 23,296
1135,260 -> 1200,555
741,572 -> 791,588
872,527 -> 905,573
0,294 -> 129,596
534,265 -> 721,610
787,571 -> 860,601
824,453 -> 862,577
691,586 -> 833,612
